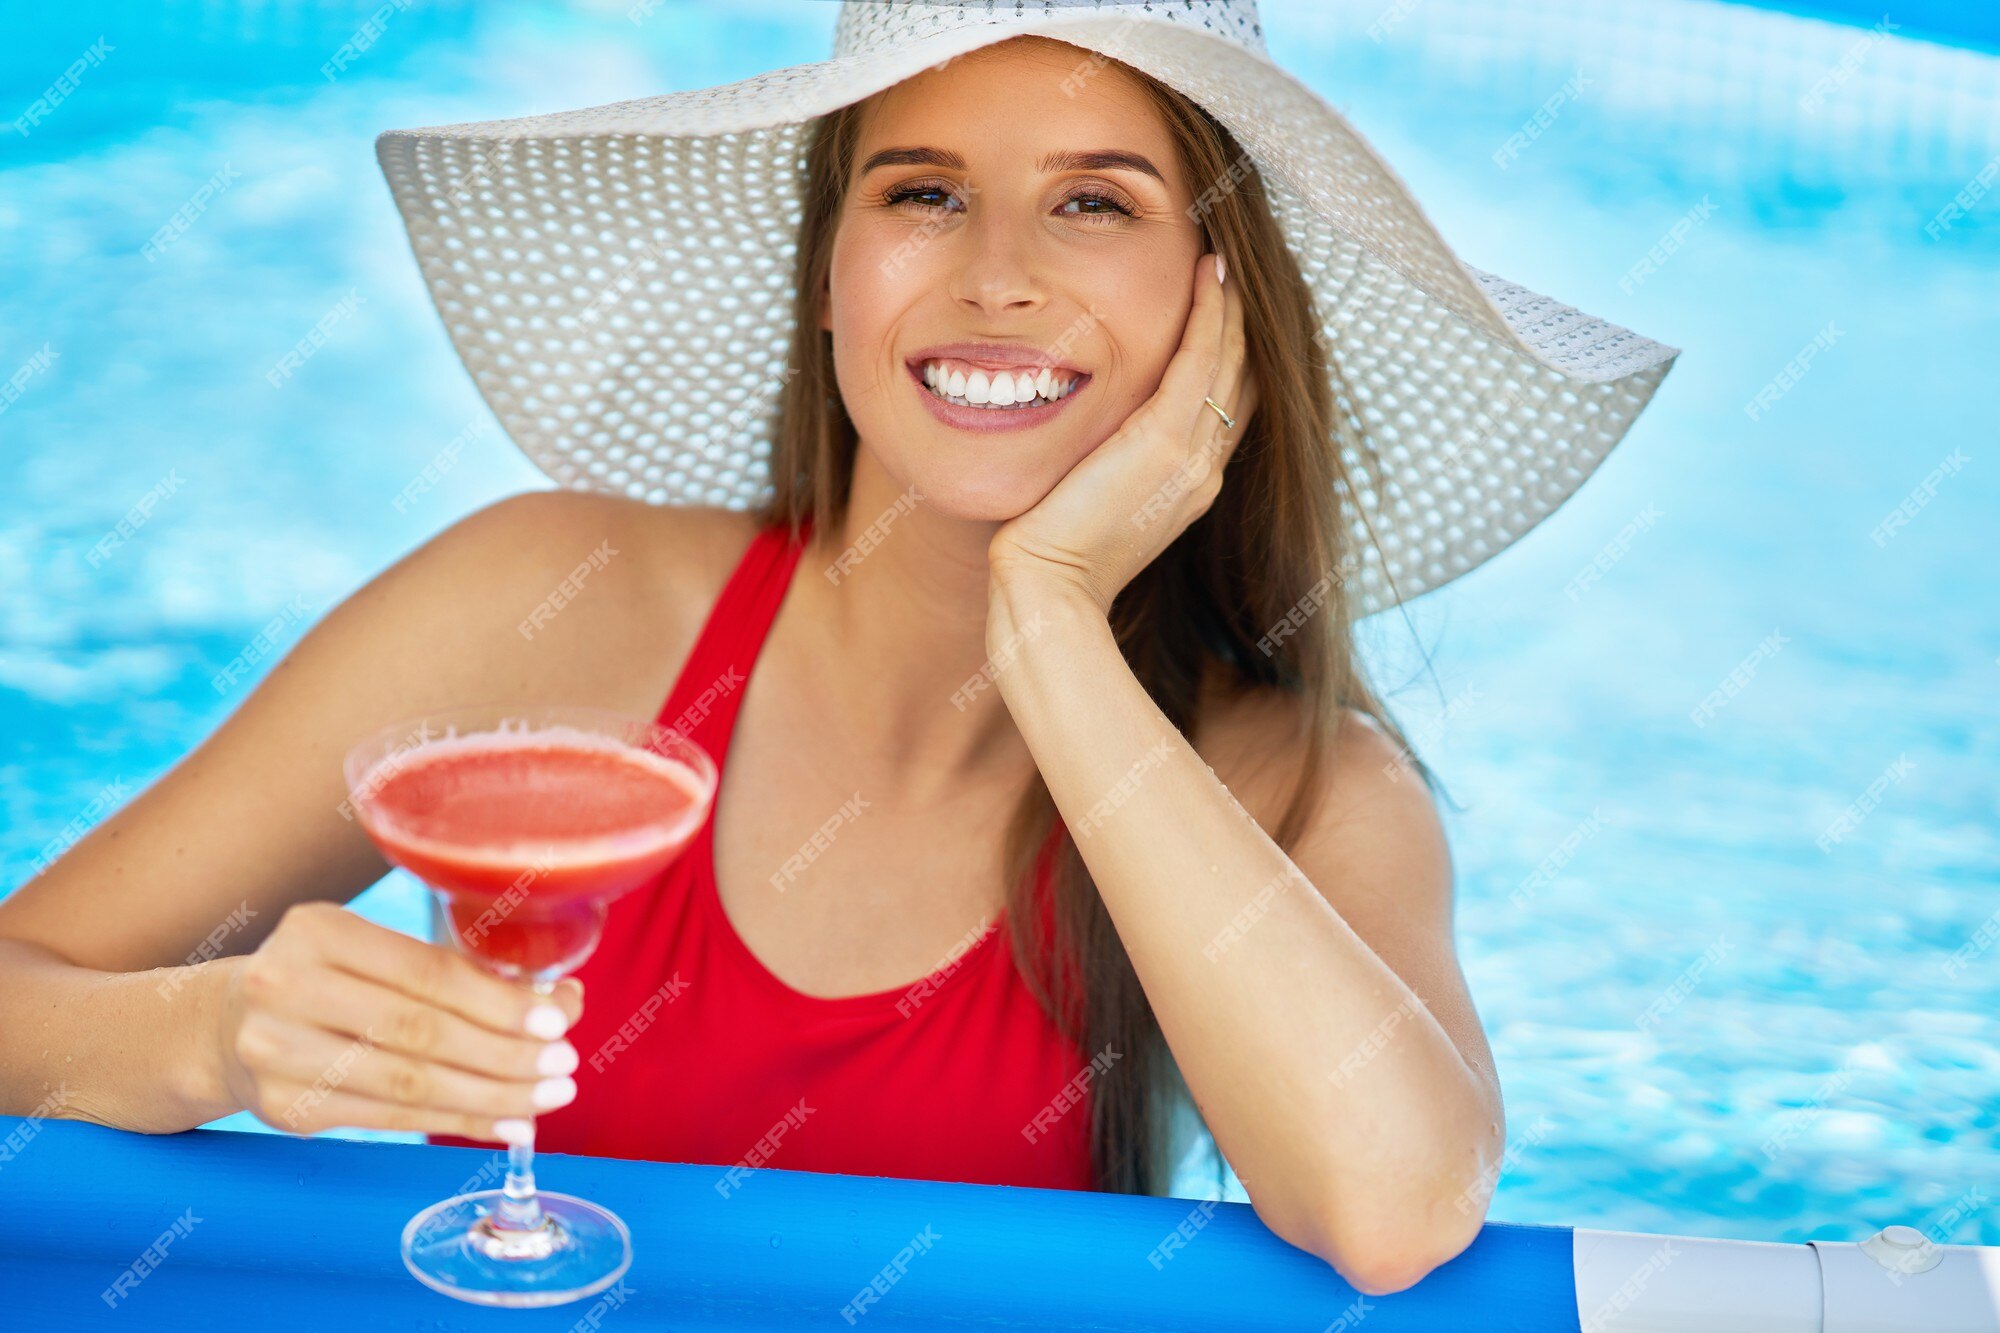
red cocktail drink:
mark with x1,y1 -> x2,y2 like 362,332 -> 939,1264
354,729 -> 708,977
343,705 -> 716,1308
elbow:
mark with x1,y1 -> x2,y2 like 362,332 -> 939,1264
1271,1176 -> 1491,1297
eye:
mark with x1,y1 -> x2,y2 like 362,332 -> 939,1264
1056,187 -> 1137,221
882,179 -> 965,213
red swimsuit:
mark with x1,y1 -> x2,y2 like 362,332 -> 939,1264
439,517 -> 1094,1190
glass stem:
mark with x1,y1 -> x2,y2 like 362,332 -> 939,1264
491,978 -> 555,1234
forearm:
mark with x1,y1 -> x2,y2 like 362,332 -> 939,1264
0,937 -> 241,1134
988,575 -> 1495,1271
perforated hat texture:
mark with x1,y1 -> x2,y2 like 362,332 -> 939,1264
375,0 -> 1679,618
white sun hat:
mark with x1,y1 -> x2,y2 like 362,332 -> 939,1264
375,0 -> 1678,618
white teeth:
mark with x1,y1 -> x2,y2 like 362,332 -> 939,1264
919,359 -> 1083,409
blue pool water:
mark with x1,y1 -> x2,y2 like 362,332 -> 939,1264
2,1 -> 1995,1245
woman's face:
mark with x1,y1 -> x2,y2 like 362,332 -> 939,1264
824,37 -> 1207,521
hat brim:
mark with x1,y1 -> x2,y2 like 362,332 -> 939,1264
376,11 -> 1677,617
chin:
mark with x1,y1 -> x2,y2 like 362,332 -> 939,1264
889,458 -> 1055,524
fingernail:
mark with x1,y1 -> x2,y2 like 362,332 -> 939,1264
537,1041 -> 579,1077
1215,252 -> 1227,286
532,1077 -> 577,1110
493,1118 -> 534,1146
525,1004 -> 568,1040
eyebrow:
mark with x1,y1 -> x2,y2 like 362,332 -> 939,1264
856,145 -> 1166,184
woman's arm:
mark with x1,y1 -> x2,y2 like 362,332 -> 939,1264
987,574 -> 1503,1296
0,491 -> 706,1135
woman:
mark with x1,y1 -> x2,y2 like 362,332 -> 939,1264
0,0 -> 1676,1297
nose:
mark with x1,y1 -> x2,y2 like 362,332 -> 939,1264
947,214 -> 1045,320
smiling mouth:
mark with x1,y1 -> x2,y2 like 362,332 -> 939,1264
911,358 -> 1087,411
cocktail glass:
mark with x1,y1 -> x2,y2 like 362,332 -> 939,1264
343,703 -> 716,1307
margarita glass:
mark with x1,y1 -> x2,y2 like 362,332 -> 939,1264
343,703 -> 716,1307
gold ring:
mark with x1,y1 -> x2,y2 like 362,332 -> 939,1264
1203,396 -> 1236,431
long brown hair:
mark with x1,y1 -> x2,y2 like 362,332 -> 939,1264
755,40 -> 1441,1194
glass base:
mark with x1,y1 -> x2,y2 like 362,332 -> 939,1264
402,1189 -> 631,1308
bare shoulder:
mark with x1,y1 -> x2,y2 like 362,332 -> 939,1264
437,491 -> 762,705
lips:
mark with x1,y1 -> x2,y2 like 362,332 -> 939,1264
912,356 -> 1096,434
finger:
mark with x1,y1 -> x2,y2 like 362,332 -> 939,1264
257,962 -> 578,1082
1150,251 -> 1231,431
257,1079 -> 533,1145
244,1012 -> 571,1124
307,905 -> 573,1040
1195,257 -> 1251,463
